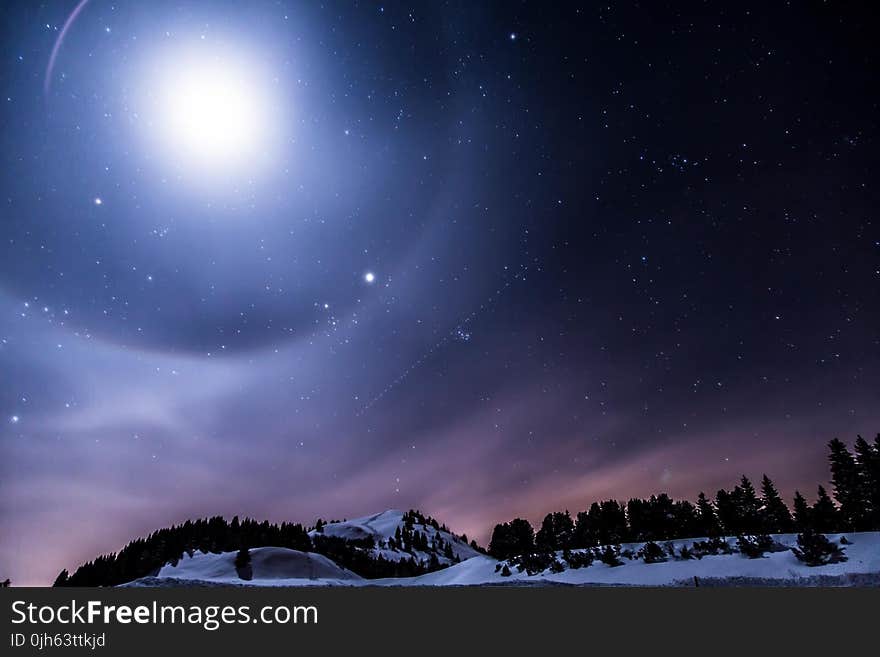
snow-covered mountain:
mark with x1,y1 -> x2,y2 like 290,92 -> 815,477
309,509 -> 480,565
123,511 -> 880,587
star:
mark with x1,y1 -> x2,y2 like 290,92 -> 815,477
364,271 -> 376,284
10,415 -> 20,424
93,197 -> 102,205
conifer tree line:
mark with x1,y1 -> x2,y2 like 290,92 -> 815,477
489,435 -> 880,560
54,509 -> 468,587
54,516 -> 313,587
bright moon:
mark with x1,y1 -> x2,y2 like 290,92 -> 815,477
143,45 -> 277,176
161,61 -> 264,161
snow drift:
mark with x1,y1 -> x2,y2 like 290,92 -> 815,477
150,547 -> 362,586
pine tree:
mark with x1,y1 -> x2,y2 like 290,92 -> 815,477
573,504 -> 602,548
562,548 -> 593,569
828,438 -> 869,530
792,529 -> 847,567
626,498 -> 649,541
535,511 -> 574,551
488,518 -> 534,560
811,485 -> 839,533
234,547 -> 250,567
792,490 -> 811,531
639,541 -> 667,564
735,476 -> 762,534
760,474 -> 793,533
695,492 -> 721,537
646,494 -> 676,540
673,500 -> 699,539
598,545 -> 622,567
678,545 -> 695,560
715,489 -> 739,535
736,534 -> 766,559
598,500 -> 629,544
854,435 -> 880,529
535,513 -> 555,551
52,570 -> 69,587
234,547 -> 252,580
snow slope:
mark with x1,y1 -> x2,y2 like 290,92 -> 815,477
406,533 -> 880,586
147,547 -> 362,586
127,532 -> 880,587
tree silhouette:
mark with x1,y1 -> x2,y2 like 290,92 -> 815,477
792,491 -> 811,531
234,547 -> 252,581
694,492 -> 721,537
52,570 -> 69,587
759,475 -> 793,533
811,485 -> 840,533
735,476 -> 762,534
792,529 -> 847,566
854,435 -> 880,527
573,504 -> 602,547
828,438 -> 869,530
488,518 -> 534,560
535,511 -> 574,551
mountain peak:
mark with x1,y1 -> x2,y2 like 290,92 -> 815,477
311,508 -> 480,564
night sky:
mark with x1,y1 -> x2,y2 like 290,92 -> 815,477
2,1 -> 878,585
